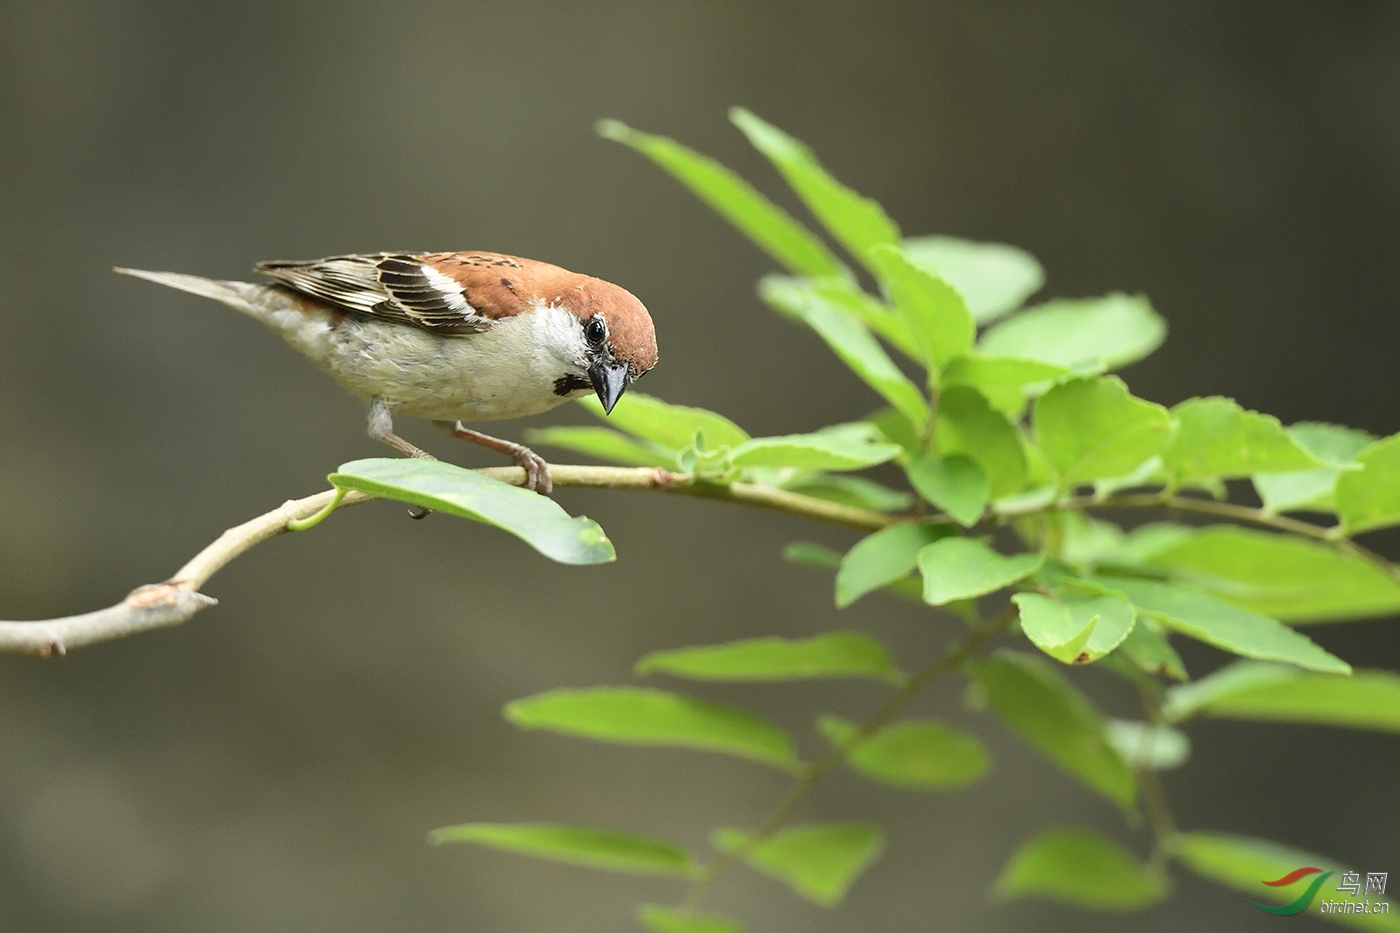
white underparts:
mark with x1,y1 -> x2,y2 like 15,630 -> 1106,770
253,291 -> 593,421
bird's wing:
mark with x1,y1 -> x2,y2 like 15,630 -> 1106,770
255,253 -> 495,334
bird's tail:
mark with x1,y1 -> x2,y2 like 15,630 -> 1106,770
114,267 -> 274,318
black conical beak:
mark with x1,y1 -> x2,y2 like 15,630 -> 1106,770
589,360 -> 630,414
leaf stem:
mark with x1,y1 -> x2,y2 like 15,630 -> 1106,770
680,604 -> 1017,913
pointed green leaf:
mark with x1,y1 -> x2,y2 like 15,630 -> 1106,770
818,716 -> 988,790
810,277 -> 920,360
996,827 -> 1168,910
971,651 -> 1136,808
784,541 -> 843,570
1175,833 -> 1400,930
731,108 -> 900,273
867,244 -> 976,371
837,522 -> 955,607
1164,661 -> 1400,733
596,119 -> 844,278
636,632 -> 900,683
936,386 -> 1029,498
865,406 -> 923,457
942,354 -> 1071,395
731,431 -> 901,471
712,823 -> 884,907
1093,577 -> 1351,674
1033,376 -> 1174,488
759,276 -> 929,427
779,473 -> 913,512
907,454 -> 988,527
902,235 -> 1044,324
1141,526 -> 1400,623
1161,660 -> 1301,722
1254,422 -> 1376,514
1114,618 -> 1188,680
636,905 -> 743,933
580,392 -> 749,452
919,538 -> 1044,605
1162,397 -> 1322,487
504,687 -> 799,772
1337,433 -> 1400,535
1014,592 -> 1136,665
329,459 -> 614,565
980,293 -> 1166,370
1103,720 -> 1191,770
429,823 -> 696,877
526,426 -> 678,468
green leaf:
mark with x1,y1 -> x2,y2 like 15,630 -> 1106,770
580,392 -> 749,452
429,823 -> 695,877
980,293 -> 1166,371
329,459 -> 614,565
779,473 -> 913,512
942,354 -> 1071,396
731,431 -> 901,471
809,276 -> 921,360
996,827 -> 1168,910
1013,592 -> 1136,665
902,235 -> 1044,324
759,276 -> 929,427
525,426 -> 677,468
730,108 -> 900,274
867,244 -> 976,372
712,823 -> 884,907
1093,577 -> 1351,674
636,905 -> 743,933
818,716 -> 988,790
504,687 -> 800,772
1254,422 -> 1376,514
1337,433 -> 1400,535
1164,661 -> 1400,733
784,541 -> 843,570
906,454 -> 988,527
1162,397 -> 1321,488
1114,618 -> 1188,680
1175,832 -> 1400,931
1033,376 -> 1174,489
1141,526 -> 1400,623
918,538 -> 1044,605
971,651 -> 1136,808
1103,719 -> 1191,770
936,386 -> 1029,498
636,632 -> 901,684
596,119 -> 845,278
837,522 -> 955,607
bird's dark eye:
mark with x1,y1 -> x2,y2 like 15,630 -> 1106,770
584,317 -> 606,345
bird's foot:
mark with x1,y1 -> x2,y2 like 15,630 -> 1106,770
436,421 -> 553,495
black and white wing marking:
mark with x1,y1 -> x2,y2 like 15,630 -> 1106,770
255,253 -> 494,334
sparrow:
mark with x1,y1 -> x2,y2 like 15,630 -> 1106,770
116,252 -> 659,494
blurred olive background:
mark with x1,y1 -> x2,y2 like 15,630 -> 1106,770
2,2 -> 1398,931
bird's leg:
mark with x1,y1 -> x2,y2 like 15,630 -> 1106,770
434,421 -> 553,495
367,397 -> 435,519
367,397 -> 436,460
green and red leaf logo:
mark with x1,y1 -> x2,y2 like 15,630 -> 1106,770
1248,867 -> 1334,915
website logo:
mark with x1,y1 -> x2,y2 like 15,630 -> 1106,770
1248,867 -> 1389,917
1248,867 -> 1332,916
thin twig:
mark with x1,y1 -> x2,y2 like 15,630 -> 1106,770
682,605 -> 1017,912
1130,678 -> 1179,870
0,467 -> 894,656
